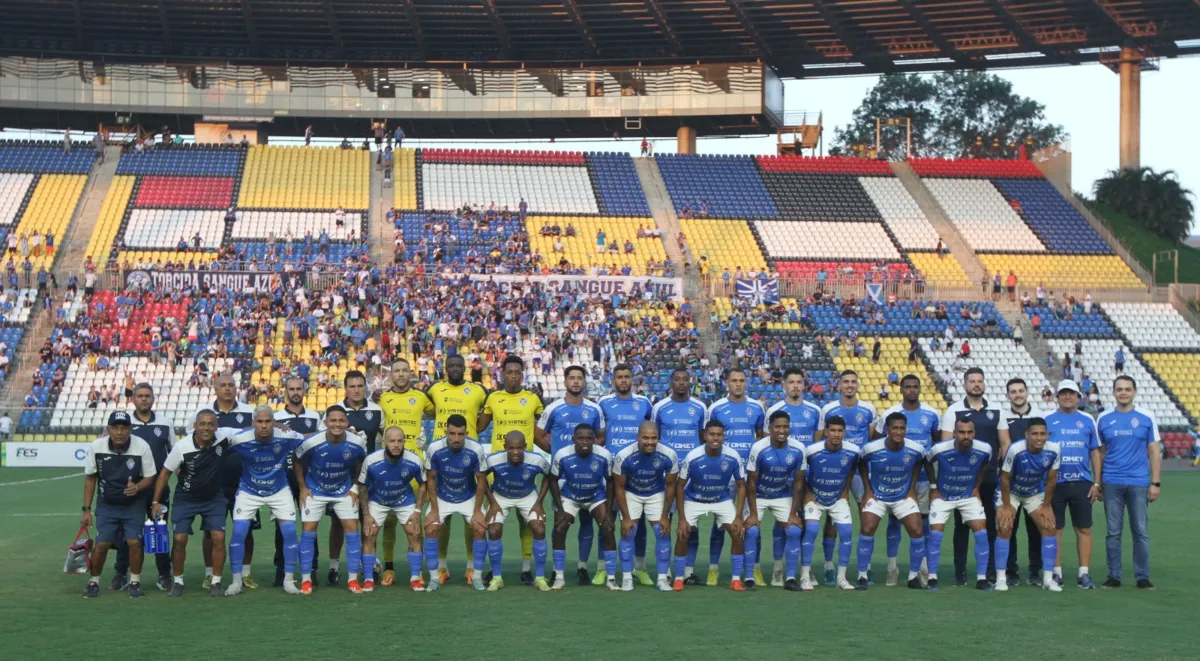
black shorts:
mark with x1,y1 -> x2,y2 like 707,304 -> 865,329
1051,480 -> 1093,530
174,495 -> 228,535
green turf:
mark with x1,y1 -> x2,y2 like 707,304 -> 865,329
1087,201 -> 1200,285
3,468 -> 1196,660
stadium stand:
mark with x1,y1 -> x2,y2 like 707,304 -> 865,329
681,219 -> 768,273
978,254 -> 1143,290
921,337 -> 1049,403
829,336 -> 947,412
906,252 -> 973,288
525,216 -> 667,275
239,145 -> 367,209
123,209 -> 225,250
991,179 -> 1111,253
115,146 -> 242,177
656,154 -> 777,218
806,299 -> 1010,337
754,220 -> 901,261
1045,338 -> 1189,427
923,178 -> 1046,252
1140,354 -> 1200,434
422,160 -> 597,214
1023,304 -> 1116,337
0,173 -> 35,226
858,176 -> 941,250
586,152 -> 651,216
1102,303 -> 1200,350
0,143 -> 96,174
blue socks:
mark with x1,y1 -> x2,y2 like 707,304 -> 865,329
836,523 -> 854,568
407,551 -> 422,580
229,519 -> 250,574
472,539 -> 487,573
857,534 -> 875,577
995,537 -> 1010,576
801,521 -> 820,569
886,516 -> 902,561
652,524 -> 671,577
928,529 -> 944,577
1041,535 -> 1057,572
533,538 -> 547,578
604,550 -> 617,577
363,553 -> 376,580
619,536 -> 635,574
674,554 -> 687,580
552,549 -> 566,575
909,535 -> 926,575
973,529 -> 990,580
345,531 -> 361,578
784,524 -> 802,580
577,510 -> 594,567
709,521 -> 724,566
731,553 -> 744,580
300,530 -> 317,576
743,525 -> 760,579
279,520 -> 297,573
487,538 -> 503,577
423,536 -> 439,577
822,535 -> 836,565
773,524 -> 786,562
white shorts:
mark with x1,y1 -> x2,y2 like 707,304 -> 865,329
367,502 -> 417,528
915,482 -> 931,515
745,497 -> 794,524
560,496 -> 606,520
490,493 -> 543,524
683,500 -> 737,528
929,497 -> 986,526
301,493 -> 358,522
803,499 -> 853,525
233,488 -> 296,522
624,492 -> 666,523
429,497 -> 478,523
996,491 -> 1045,513
863,497 -> 920,520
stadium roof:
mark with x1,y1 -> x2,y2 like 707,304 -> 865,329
1,1 -> 1198,77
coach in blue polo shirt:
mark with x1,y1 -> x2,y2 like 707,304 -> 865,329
1045,379 -> 1102,589
940,367 -> 1010,585
1096,376 -> 1161,589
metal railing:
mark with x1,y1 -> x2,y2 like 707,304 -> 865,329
1169,283 -> 1200,335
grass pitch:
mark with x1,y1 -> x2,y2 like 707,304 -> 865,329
2,468 -> 1195,660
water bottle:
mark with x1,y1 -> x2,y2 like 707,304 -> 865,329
143,517 -> 160,555
153,509 -> 169,555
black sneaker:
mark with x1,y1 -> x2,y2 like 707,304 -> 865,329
209,583 -> 224,597
108,573 -> 129,592
273,568 -> 285,588
128,581 -> 145,598
168,583 -> 185,597
155,575 -> 172,591
1100,577 -> 1121,590
327,567 -> 341,587
926,578 -> 940,591
1006,571 -> 1021,587
576,567 -> 590,586
1053,574 -> 1065,588
84,582 -> 100,599
1136,579 -> 1155,590
784,578 -> 803,591
908,578 -> 925,590
520,571 -> 534,586
483,571 -> 494,583
683,574 -> 702,586
976,579 -> 994,591
855,577 -> 869,591
1028,571 -> 1042,587
743,579 -> 757,591
953,577 -> 967,587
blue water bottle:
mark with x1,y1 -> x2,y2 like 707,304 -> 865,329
153,509 -> 169,555
143,517 -> 159,554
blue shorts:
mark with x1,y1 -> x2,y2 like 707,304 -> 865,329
172,495 -> 228,535
96,502 -> 147,545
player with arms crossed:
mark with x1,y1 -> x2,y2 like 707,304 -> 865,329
224,406 -> 306,596
294,406 -> 368,594
925,419 -> 993,591
995,417 -> 1062,592
743,411 -> 806,591
704,368 -> 765,585
422,414 -> 489,591
651,369 -> 706,582
478,355 -> 544,585
482,430 -> 550,591
613,421 -> 679,592
800,416 -> 860,591
876,375 -> 940,586
673,420 -> 748,591
359,426 -> 426,592
597,364 -> 653,585
547,424 -> 618,590
856,412 -> 927,590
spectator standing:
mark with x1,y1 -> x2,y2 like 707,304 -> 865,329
1045,380 -> 1102,589
304,125 -> 314,146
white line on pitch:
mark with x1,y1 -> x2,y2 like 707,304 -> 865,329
0,472 -> 84,486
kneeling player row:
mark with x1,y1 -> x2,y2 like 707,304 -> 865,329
80,406 -> 1066,598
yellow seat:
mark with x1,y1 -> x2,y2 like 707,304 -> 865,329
11,174 -> 87,272
978,254 -> 1142,290
1142,353 -> 1200,421
681,219 -> 767,275
239,145 -> 368,209
525,216 -> 667,275
392,148 -> 418,210
907,252 -> 972,287
85,175 -> 135,268
828,337 -> 947,413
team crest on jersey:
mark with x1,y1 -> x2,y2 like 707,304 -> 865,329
365,412 -> 374,420
236,414 -> 245,424
215,446 -> 223,456
986,411 -> 995,421
840,456 -> 850,466
520,398 -> 527,406
653,457 -> 662,469
273,442 -> 281,454
1076,421 -> 1085,430
464,387 -> 471,394
855,412 -> 864,423
462,455 -> 473,466
923,415 -> 933,427
409,398 -> 417,406
969,455 -> 978,465
125,458 -> 135,470
523,468 -> 534,480
785,455 -> 794,466
802,410 -> 812,420
1131,418 -> 1140,428
720,458 -> 731,472
1043,456 -> 1052,467
343,448 -> 352,460
590,459 -> 601,472
154,428 -> 163,437
688,407 -> 696,416
903,454 -> 913,465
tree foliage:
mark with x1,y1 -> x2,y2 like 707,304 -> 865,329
830,72 -> 1066,160
1093,167 -> 1195,243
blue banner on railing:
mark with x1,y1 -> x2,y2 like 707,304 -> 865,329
124,269 -> 305,292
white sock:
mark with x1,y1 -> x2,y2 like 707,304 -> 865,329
888,558 -> 898,571
521,558 -> 531,572
577,561 -> 588,570
130,574 -> 140,584
857,570 -> 868,580
243,565 -> 251,575
329,559 -> 340,571
774,560 -> 784,572
909,570 -> 919,580
928,572 -> 938,580
1043,569 -> 1055,582
284,572 -> 294,583
731,572 -> 741,581
684,566 -> 694,578
824,560 -> 834,571
920,557 -> 928,571
800,566 -> 810,581
1079,566 -> 1089,577
211,575 -> 221,585
438,559 -> 448,571
302,573 -> 311,582
837,566 -> 848,581
1054,565 -> 1062,577
204,567 -> 214,577
173,576 -> 184,585
231,572 -> 242,582
976,573 -> 987,581
634,556 -> 646,571
993,573 -> 1005,584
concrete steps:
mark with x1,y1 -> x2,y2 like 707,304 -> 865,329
56,145 -> 121,273
890,161 -> 987,286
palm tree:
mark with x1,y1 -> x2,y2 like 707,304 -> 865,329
1093,167 -> 1195,242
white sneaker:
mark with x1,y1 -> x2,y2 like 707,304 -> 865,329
621,578 -> 634,592
837,578 -> 856,591
656,579 -> 673,592
800,576 -> 815,591
282,580 -> 301,595
224,579 -> 243,596
771,566 -> 785,587
994,580 -> 1009,592
606,579 -> 621,592
1043,580 -> 1063,593
551,577 -> 566,591
918,567 -> 929,586
886,566 -> 899,587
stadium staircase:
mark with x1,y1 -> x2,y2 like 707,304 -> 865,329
634,156 -> 721,358
890,161 -> 987,287
370,153 -> 389,265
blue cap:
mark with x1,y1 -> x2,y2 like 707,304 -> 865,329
108,411 -> 132,426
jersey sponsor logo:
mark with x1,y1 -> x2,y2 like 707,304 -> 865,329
125,458 -> 135,470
